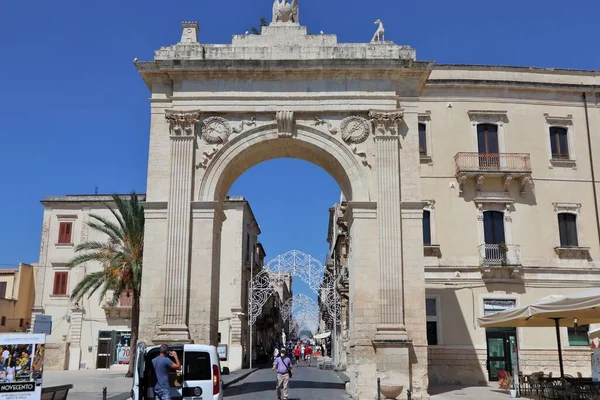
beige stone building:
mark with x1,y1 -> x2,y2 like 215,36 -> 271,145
0,263 -> 35,333
132,2 -> 600,397
323,64 -> 600,386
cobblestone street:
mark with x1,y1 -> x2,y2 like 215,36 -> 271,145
224,365 -> 350,400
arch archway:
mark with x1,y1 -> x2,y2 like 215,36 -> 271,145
198,123 -> 371,203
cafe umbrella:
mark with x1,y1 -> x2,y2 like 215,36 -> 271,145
478,288 -> 600,378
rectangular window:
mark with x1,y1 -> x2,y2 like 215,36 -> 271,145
423,211 -> 431,246
550,127 -> 569,160
558,213 -> 578,247
568,325 -> 589,346
418,123 -> 427,156
1,317 -> 5,326
245,234 -> 250,262
426,298 -> 439,345
184,351 -> 212,381
52,271 -> 68,296
58,222 -> 73,244
0,282 -> 7,299
19,319 -> 24,328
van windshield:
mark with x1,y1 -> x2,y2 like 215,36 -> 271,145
184,351 -> 211,381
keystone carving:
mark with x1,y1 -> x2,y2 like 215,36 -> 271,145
341,116 -> 371,144
369,109 -> 404,136
166,110 -> 201,136
277,111 -> 295,138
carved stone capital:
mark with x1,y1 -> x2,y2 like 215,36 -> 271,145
166,110 -> 201,136
277,111 -> 295,138
369,109 -> 404,136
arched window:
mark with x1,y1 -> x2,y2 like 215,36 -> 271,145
550,126 -> 569,160
557,212 -> 578,247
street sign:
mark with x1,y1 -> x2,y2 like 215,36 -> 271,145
33,315 -> 52,334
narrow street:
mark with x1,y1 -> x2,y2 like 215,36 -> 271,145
224,365 -> 350,400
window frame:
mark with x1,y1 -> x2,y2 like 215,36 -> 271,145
476,203 -> 513,248
0,282 -> 7,299
553,203 -> 583,249
544,114 -> 576,168
557,212 -> 579,248
425,296 -> 441,346
468,110 -> 507,155
418,111 -> 433,164
549,126 -> 570,160
567,324 -> 589,347
52,271 -> 69,296
57,221 -> 74,245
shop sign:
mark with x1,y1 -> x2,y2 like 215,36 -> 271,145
0,333 -> 45,400
117,346 -> 130,365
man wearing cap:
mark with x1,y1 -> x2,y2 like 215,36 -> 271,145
152,344 -> 181,400
272,347 -> 292,400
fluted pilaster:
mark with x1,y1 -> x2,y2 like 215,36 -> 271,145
162,110 -> 199,331
370,109 -> 407,336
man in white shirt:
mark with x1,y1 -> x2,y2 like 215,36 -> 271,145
2,348 -> 9,367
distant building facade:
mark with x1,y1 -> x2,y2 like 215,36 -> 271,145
0,263 -> 35,333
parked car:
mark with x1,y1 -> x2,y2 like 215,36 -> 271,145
132,342 -> 229,400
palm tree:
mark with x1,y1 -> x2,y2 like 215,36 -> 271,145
69,192 -> 144,377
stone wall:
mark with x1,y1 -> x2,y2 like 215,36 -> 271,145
44,343 -> 69,371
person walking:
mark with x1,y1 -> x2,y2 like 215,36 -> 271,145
293,346 -> 300,366
152,344 -> 181,400
272,348 -> 293,400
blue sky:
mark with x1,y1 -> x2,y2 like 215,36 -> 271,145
1,0 -> 600,302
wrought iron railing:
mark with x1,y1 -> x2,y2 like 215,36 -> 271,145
455,152 -> 531,174
478,244 -> 521,266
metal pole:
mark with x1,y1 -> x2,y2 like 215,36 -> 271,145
102,387 -> 107,400
249,248 -> 254,370
333,249 -> 338,368
553,318 -> 565,378
377,377 -> 381,400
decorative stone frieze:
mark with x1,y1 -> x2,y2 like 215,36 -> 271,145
202,117 -> 232,144
369,109 -> 404,136
313,117 -> 338,135
276,111 -> 295,138
553,202 -> 582,214
340,116 -> 371,144
351,145 -> 371,168
197,146 -> 219,169
165,110 -> 201,136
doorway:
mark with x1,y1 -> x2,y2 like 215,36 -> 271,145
477,123 -> 500,169
483,211 -> 506,264
486,328 -> 518,381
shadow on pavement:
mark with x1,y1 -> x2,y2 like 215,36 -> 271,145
224,380 -> 345,396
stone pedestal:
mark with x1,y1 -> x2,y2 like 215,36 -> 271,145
374,340 -> 411,399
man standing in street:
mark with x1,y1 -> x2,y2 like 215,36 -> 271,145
272,348 -> 292,400
152,344 -> 181,400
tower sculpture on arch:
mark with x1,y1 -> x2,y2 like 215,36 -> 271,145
135,1 -> 434,398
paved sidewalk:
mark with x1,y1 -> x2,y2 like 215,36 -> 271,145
43,369 -> 132,400
430,385 -> 515,399
223,368 -> 258,388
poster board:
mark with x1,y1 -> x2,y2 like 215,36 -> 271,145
217,344 -> 227,361
0,333 -> 45,400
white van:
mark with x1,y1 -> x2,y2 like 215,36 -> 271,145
132,342 -> 230,400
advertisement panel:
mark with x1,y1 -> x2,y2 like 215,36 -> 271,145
0,333 -> 45,400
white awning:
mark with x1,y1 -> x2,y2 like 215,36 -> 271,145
313,331 -> 331,340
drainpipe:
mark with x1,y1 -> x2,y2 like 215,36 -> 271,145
582,92 -> 600,250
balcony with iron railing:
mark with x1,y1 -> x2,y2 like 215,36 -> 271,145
455,153 -> 533,195
478,244 -> 522,279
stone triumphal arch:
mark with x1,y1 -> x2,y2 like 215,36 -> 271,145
136,2 -> 432,398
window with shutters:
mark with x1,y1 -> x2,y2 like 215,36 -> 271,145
418,123 -> 427,156
418,112 -> 432,163
53,272 -> 69,296
550,127 -> 569,160
58,222 -> 73,244
558,213 -> 578,247
0,282 -> 7,299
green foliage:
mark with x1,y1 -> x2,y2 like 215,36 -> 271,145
250,17 -> 268,35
